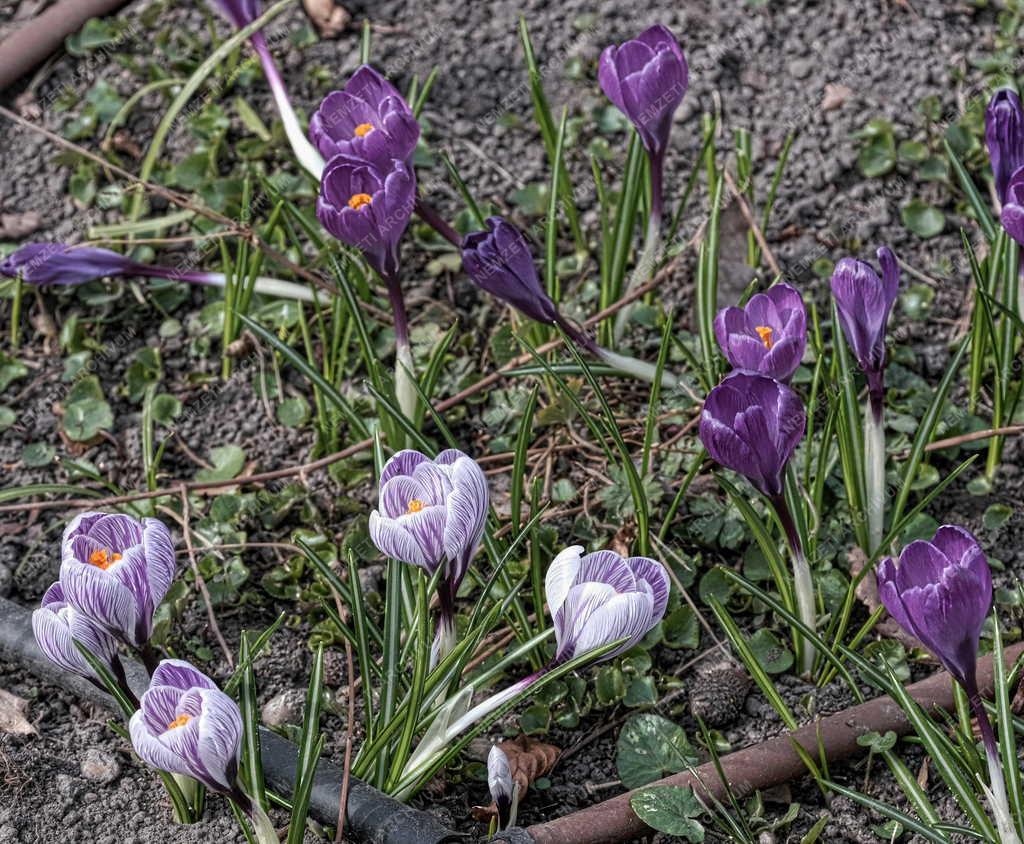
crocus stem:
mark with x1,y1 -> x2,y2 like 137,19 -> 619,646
384,272 -> 417,421
231,787 -> 279,844
614,149 -> 664,343
127,263 -> 323,303
414,197 -> 461,247
771,495 -> 816,676
251,33 -> 325,181
593,345 -> 678,388
140,643 -> 160,677
864,394 -> 886,555
967,686 -> 1022,844
431,585 -> 458,670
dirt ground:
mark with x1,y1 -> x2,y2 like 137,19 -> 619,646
0,1 -> 1020,842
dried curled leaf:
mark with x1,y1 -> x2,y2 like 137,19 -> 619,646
301,0 -> 350,39
0,688 -> 35,735
470,735 -> 560,821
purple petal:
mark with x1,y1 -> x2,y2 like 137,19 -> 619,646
151,659 -> 218,692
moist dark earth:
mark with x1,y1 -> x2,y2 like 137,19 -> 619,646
0,0 -> 1022,842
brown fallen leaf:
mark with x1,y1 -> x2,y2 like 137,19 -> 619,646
470,735 -> 560,821
302,0 -> 350,38
0,689 -> 35,736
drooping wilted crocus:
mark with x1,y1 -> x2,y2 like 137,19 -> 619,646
598,25 -> 688,337
59,512 -> 176,649
460,217 -> 677,386
877,527 -> 1020,844
32,581 -> 130,693
129,660 -> 277,841
700,372 -> 815,672
317,154 -> 418,416
368,448 -> 488,663
309,65 -> 420,168
487,744 -> 518,831
0,242 -> 321,302
207,0 -> 324,179
985,89 -> 1024,206
831,247 -> 899,554
714,283 -> 807,382
398,546 -> 669,795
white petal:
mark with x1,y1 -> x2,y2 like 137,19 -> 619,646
545,545 -> 585,619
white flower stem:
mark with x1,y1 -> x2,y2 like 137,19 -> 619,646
594,346 -> 678,388
395,341 -> 417,422
249,802 -> 280,844
613,211 -> 662,343
863,398 -> 886,555
772,495 -> 816,676
969,690 -> 1022,844
146,267 -> 323,303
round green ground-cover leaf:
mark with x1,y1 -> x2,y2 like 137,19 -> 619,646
629,786 -> 705,840
662,605 -> 700,650
901,199 -> 945,238
748,629 -> 793,674
277,396 -> 310,428
63,397 -> 114,441
196,445 -> 246,482
616,713 -> 698,789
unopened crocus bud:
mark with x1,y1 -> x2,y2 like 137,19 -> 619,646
32,581 -> 124,686
316,155 -> 416,279
713,283 -> 807,382
310,65 -> 420,168
985,89 -> 1024,205
487,744 -> 517,830
699,371 -> 805,499
1000,166 -> 1024,247
59,512 -> 176,648
830,247 -> 900,407
598,25 -> 688,161
546,546 -> 669,664
877,526 -> 991,688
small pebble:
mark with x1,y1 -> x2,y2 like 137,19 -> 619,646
80,750 -> 121,785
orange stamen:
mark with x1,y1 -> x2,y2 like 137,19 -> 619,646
348,193 -> 372,211
88,549 -> 122,570
166,714 -> 192,730
755,325 -> 774,349
354,122 -> 374,137
406,499 -> 425,514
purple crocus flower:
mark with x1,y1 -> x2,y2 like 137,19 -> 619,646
598,25 -> 688,162
699,371 -> 806,500
206,0 -> 324,178
830,246 -> 900,409
129,660 -> 242,793
877,525 -> 991,688
317,154 -> 416,280
999,165 -> 1024,247
713,283 -> 807,382
59,512 -> 176,648
985,89 -> 1024,205
545,546 -> 669,664
309,65 -> 420,168
0,242 -> 319,302
32,581 -> 124,686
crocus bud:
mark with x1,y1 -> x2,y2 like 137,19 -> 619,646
546,546 -> 669,663
310,65 -> 420,168
461,216 -> 561,327
985,89 -> 1024,204
830,246 -> 899,403
487,744 -> 517,830
368,449 -> 488,593
713,282 -> 807,382
1,243 -> 146,286
597,25 -> 688,159
129,660 -> 242,793
59,512 -> 176,648
316,154 -> 416,278
699,371 -> 806,499
1000,165 -> 1024,247
207,0 -> 259,28
877,525 -> 991,688
32,581 -> 123,684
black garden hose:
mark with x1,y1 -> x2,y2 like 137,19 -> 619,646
0,595 -> 459,844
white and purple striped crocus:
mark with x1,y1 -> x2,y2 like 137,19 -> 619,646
207,0 -> 324,178
59,512 -> 176,649
310,64 -> 420,168
487,744 -> 518,831
32,580 -> 127,690
368,449 -> 488,662
0,242 -> 320,302
598,25 -> 688,337
714,283 -> 807,383
878,527 -> 1020,844
460,217 -> 676,387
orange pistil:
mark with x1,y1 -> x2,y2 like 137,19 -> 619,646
406,499 -> 425,514
348,193 -> 372,210
354,122 -> 374,137
755,325 -> 774,349
88,548 -> 122,570
166,714 -> 192,730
